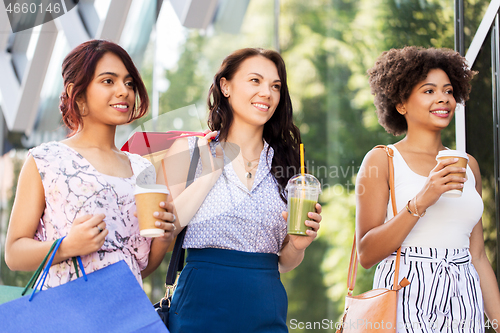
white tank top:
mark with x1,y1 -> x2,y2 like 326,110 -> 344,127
386,145 -> 483,249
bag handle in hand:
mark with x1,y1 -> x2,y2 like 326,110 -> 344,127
347,145 -> 404,295
22,238 -> 59,296
29,236 -> 87,301
165,137 -> 201,286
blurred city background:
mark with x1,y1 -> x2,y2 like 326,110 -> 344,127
0,0 -> 499,331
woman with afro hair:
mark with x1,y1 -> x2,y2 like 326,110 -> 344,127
355,46 -> 500,332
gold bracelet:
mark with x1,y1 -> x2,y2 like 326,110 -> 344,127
406,200 -> 419,217
412,197 -> 426,218
406,198 -> 426,218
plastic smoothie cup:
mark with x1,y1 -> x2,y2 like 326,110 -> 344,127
134,184 -> 170,237
436,149 -> 468,198
286,174 -> 321,235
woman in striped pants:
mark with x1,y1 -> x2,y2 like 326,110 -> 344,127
356,46 -> 500,332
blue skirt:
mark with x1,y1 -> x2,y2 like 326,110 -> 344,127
168,248 -> 288,333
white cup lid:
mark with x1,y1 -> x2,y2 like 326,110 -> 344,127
286,174 -> 321,190
134,184 -> 170,195
436,149 -> 468,161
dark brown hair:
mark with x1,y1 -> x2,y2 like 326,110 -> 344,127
207,48 -> 301,202
59,40 -> 149,136
368,46 -> 476,136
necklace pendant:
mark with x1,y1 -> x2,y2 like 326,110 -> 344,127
245,172 -> 252,179
247,162 -> 252,167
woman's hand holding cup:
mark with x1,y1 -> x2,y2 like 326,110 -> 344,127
282,203 -> 322,252
152,200 -> 177,243
134,184 -> 172,238
415,150 -> 468,212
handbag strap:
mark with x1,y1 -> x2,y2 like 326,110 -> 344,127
347,145 -> 403,295
165,137 -> 201,286
29,236 -> 87,301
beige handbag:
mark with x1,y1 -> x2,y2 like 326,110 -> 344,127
336,145 -> 410,333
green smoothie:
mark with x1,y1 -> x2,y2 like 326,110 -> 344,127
287,197 -> 317,235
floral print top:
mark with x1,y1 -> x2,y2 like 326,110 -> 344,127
30,142 -> 156,287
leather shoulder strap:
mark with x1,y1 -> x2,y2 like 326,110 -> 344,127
347,145 -> 402,294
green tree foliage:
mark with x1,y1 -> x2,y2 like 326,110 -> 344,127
319,186 -> 377,318
159,33 -> 207,114
0,152 -> 32,287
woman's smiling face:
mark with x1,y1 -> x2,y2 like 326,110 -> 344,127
221,55 -> 281,128
399,68 -> 457,132
80,52 -> 136,127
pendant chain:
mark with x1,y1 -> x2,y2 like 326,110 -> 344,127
238,155 -> 259,179
238,154 -> 259,179
242,155 -> 260,167
222,141 -> 262,180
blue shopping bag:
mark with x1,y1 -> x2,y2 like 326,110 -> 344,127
0,238 -> 169,333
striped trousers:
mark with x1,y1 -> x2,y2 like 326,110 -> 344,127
373,247 -> 484,332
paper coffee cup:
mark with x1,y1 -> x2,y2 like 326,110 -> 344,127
436,150 -> 468,198
134,184 -> 170,237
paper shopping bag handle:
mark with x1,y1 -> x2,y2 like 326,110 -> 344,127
22,238 -> 59,296
30,237 -> 87,301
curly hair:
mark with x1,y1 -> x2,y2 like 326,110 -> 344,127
207,48 -> 301,203
368,46 -> 476,136
60,40 -> 149,136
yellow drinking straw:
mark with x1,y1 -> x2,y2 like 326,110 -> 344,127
300,144 -> 306,198
300,143 -> 305,177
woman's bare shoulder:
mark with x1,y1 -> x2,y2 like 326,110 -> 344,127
358,147 -> 391,180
